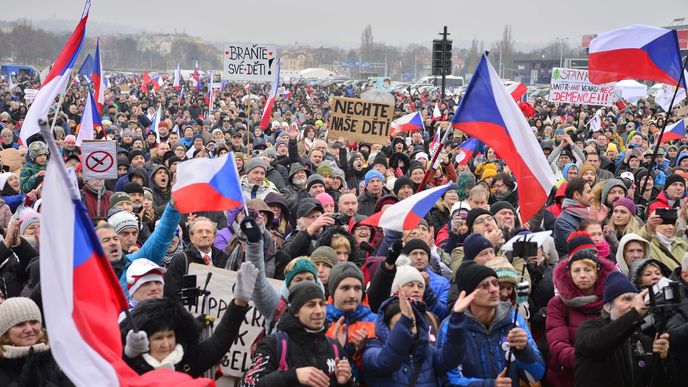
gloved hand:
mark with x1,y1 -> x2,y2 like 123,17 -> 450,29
235,261 -> 259,303
125,329 -> 149,358
240,216 -> 262,243
385,240 -> 403,266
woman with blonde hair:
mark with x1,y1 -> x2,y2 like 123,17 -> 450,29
607,198 -> 642,240
0,297 -> 73,386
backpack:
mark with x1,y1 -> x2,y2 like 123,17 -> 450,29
274,331 -> 340,371
250,296 -> 289,356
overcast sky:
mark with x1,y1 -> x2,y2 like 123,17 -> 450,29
3,0 -> 686,48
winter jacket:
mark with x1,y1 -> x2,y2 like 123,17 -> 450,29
648,190 -> 685,215
545,256 -> 618,387
81,185 -> 113,219
240,175 -> 279,200
639,225 -> 687,271
548,143 -> 584,181
666,268 -> 688,384
357,190 -> 381,217
554,200 -> 588,256
0,199 -> 12,232
123,297 -> 249,378
115,203 -> 181,295
575,309 -> 668,387
1,194 -> 24,213
241,312 -> 354,387
0,238 -> 38,298
282,229 -> 318,259
438,301 -> 545,386
0,345 -> 74,386
325,302 -> 376,384
114,167 -> 150,192
426,203 -> 450,238
163,244 -> 230,301
362,298 -> 464,387
615,233 -> 652,275
19,160 -> 46,193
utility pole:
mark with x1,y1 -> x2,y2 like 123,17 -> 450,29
432,26 -> 452,102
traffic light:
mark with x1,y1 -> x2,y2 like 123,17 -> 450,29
432,39 -> 452,76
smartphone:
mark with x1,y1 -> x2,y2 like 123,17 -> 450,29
656,208 -> 678,224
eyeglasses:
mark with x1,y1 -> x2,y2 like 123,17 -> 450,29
473,216 -> 496,226
355,227 -> 372,233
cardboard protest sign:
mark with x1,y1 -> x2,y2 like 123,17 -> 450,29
23,88 -> 38,102
81,140 -> 117,180
655,83 -> 687,112
187,263 -> 283,378
223,43 -> 277,82
328,96 -> 394,144
549,67 -> 614,106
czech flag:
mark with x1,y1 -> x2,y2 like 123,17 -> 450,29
451,54 -> 555,222
91,38 -> 104,114
151,75 -> 163,91
172,153 -> 245,214
361,183 -> 453,231
429,127 -> 441,158
75,89 -> 101,146
390,111 -> 424,135
588,25 -> 687,88
20,1 -> 89,144
149,104 -> 162,143
260,59 -> 280,130
455,137 -> 479,166
192,61 -> 201,89
173,62 -> 182,90
660,119 -> 686,143
38,123 -> 214,387
506,82 -> 528,101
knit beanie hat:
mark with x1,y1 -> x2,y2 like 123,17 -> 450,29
466,208 -> 492,231
108,210 -> 138,234
393,176 -> 413,196
310,246 -> 337,269
0,172 -> 14,191
315,192 -> 334,208
603,271 -> 638,304
284,257 -> 318,289
244,158 -> 267,174
307,174 -> 326,191
665,173 -> 685,188
19,209 -> 40,235
408,160 -> 425,174
567,231 -> 596,256
613,197 -> 637,216
126,259 -> 166,296
128,149 -> 145,162
481,168 -> 498,181
110,191 -> 132,208
485,258 -> 519,286
288,281 -> 325,314
578,164 -> 597,178
370,153 -> 389,169
490,201 -> 516,217
566,248 -> 599,272
0,297 -> 42,336
328,262 -> 364,296
402,238 -> 431,257
390,255 -> 425,296
463,233 -> 494,261
455,261 -> 498,295
316,163 -> 333,177
364,169 -> 385,186
123,182 -> 145,195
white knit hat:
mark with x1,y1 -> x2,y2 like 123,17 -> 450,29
390,255 -> 425,296
108,210 -> 138,234
0,297 -> 42,336
126,259 -> 166,296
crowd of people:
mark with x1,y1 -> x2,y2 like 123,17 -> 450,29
0,67 -> 687,387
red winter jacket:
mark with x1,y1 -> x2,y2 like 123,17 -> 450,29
81,186 -> 113,219
544,256 -> 618,387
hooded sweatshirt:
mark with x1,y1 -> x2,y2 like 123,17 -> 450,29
615,233 -> 651,275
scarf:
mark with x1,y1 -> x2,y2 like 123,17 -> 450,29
656,232 -> 675,252
142,344 -> 184,370
2,343 -> 50,359
559,293 -> 601,309
595,239 -> 610,260
561,198 -> 589,220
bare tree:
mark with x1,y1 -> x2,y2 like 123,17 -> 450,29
360,25 -> 374,62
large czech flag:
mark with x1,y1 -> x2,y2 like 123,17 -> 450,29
589,25 -> 686,88
20,1 -> 89,144
38,120 -> 214,386
362,183 -> 453,231
75,89 -> 101,146
451,54 -> 555,222
172,153 -> 245,213
91,37 -> 105,114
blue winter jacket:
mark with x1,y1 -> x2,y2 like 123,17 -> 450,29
426,268 -> 450,320
120,202 -> 181,297
437,302 -> 545,387
362,297 -> 465,387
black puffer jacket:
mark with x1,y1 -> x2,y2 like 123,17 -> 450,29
0,238 -> 38,298
0,346 -> 74,386
121,297 -> 249,377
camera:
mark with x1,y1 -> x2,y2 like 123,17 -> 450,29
655,208 -> 678,224
179,273 -> 212,310
330,213 -> 348,226
645,277 -> 686,332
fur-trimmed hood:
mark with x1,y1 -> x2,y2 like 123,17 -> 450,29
553,254 -> 618,309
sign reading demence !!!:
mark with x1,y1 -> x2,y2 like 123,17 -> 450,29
223,43 -> 277,82
187,263 -> 282,378
549,67 -> 614,106
328,97 -> 394,144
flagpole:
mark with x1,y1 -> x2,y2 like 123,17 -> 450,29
245,82 -> 251,149
50,73 -> 75,133
639,55 -> 688,216
417,122 -> 450,192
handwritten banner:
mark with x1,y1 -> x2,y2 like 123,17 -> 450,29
549,67 -> 614,106
187,263 -> 283,378
222,43 -> 277,82
328,96 -> 394,144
